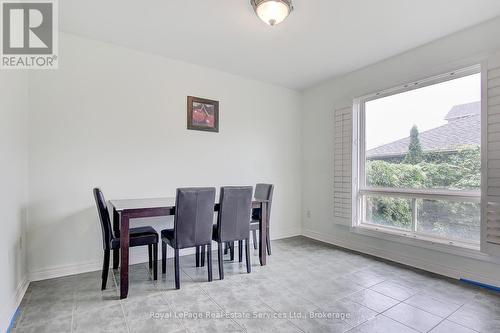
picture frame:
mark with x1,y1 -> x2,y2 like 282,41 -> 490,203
187,96 -> 219,132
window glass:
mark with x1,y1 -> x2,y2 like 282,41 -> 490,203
364,196 -> 412,230
365,73 -> 481,191
416,199 -> 480,243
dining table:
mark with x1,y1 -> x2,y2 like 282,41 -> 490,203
109,197 -> 270,299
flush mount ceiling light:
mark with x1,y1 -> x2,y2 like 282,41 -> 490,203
251,0 -> 293,26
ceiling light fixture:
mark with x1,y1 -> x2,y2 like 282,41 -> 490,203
251,0 -> 293,26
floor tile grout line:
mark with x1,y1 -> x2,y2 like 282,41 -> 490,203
347,287 -> 402,313
380,287 -> 466,331
158,292 -> 190,333
377,313 -> 422,333
192,261 -> 251,332
113,266 -> 132,333
422,312 -> 448,333
344,311 -> 397,333
400,295 -> 465,321
244,294 -> 307,333
262,302 -> 308,333
426,318 -> 447,333
379,299 -> 404,315
118,298 -> 131,333
369,278 -> 419,296
444,304 -> 481,332
205,291 -> 252,332
161,258 -> 242,332
262,269 -> 347,311
375,292 -> 426,332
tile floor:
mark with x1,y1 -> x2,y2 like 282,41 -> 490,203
11,237 -> 500,333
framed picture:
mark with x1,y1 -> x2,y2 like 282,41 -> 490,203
187,96 -> 219,132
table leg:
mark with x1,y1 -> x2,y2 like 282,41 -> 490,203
112,208 -> 120,269
259,202 -> 267,266
120,213 -> 130,299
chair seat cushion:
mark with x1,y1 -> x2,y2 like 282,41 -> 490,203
111,226 -> 158,249
161,228 -> 175,240
161,228 -> 176,248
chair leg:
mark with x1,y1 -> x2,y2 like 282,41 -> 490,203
161,240 -> 167,274
229,241 -> 235,261
224,242 -> 228,255
112,249 -> 119,269
217,242 -> 224,280
174,248 -> 180,289
201,245 -> 206,267
252,230 -> 258,249
207,244 -> 213,282
266,228 -> 271,255
153,243 -> 158,280
245,238 -> 251,273
101,250 -> 110,290
148,244 -> 153,270
195,246 -> 200,267
238,240 -> 243,262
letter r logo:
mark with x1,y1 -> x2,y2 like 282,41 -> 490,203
2,1 -> 53,54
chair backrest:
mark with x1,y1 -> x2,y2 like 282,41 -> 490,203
254,183 -> 274,221
174,187 -> 216,249
216,186 -> 253,242
93,188 -> 113,250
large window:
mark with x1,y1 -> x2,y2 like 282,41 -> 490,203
356,67 -> 481,248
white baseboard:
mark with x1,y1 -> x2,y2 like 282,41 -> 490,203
29,259 -> 103,282
1,275 -> 29,333
303,229 -> 500,288
14,276 -> 29,307
28,232 -> 301,282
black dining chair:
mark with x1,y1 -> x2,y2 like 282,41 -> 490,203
250,183 -> 274,255
93,188 -> 159,290
161,187 -> 216,289
212,186 -> 253,280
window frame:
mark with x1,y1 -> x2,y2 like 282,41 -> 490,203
352,64 -> 482,249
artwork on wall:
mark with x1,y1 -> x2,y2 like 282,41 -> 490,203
187,96 -> 219,132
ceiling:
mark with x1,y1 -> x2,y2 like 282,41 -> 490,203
60,0 -> 500,90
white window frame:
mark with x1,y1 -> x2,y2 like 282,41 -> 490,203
352,64 -> 482,250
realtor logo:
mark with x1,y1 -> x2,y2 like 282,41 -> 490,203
1,0 -> 58,69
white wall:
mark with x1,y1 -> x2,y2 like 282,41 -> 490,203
301,17 -> 500,286
27,33 -> 302,280
0,71 -> 29,331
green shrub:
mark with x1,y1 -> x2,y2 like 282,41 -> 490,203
365,146 -> 480,230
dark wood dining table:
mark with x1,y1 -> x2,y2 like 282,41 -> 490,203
109,197 -> 269,299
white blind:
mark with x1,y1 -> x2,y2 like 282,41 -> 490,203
483,53 -> 500,256
333,106 -> 352,225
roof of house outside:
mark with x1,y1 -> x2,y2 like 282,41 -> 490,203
366,101 -> 480,159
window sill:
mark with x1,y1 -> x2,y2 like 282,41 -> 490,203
351,224 -> 498,263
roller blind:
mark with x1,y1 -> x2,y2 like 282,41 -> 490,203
482,53 -> 500,256
333,106 -> 353,225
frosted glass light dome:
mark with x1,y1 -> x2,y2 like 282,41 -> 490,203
252,0 -> 293,26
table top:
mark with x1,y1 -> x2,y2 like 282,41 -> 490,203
109,197 -> 269,212
110,197 -> 176,211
